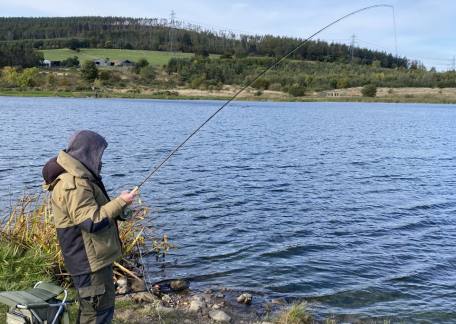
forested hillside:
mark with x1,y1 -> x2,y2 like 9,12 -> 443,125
0,17 -> 407,68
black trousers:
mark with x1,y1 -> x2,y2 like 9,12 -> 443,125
72,265 -> 116,324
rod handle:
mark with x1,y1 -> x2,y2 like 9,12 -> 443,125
131,186 -> 139,194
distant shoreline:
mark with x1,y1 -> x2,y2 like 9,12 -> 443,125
2,88 -> 456,105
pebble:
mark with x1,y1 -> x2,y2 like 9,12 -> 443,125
170,279 -> 190,291
130,278 -> 146,292
161,294 -> 172,304
209,310 -> 231,323
271,298 -> 286,305
212,304 -> 221,309
116,276 -> 130,294
215,293 -> 225,298
116,277 -> 128,287
236,293 -> 253,305
189,298 -> 205,312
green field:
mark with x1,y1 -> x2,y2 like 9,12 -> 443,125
40,48 -> 195,66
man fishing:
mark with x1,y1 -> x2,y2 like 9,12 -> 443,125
42,130 -> 137,324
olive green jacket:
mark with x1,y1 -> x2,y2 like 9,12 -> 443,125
46,151 -> 126,275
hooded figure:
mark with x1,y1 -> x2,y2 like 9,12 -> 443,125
43,130 -> 136,324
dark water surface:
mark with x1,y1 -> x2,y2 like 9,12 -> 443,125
2,97 -> 456,322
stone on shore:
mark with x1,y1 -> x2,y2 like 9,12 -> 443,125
209,310 -> 231,323
237,293 -> 253,305
189,296 -> 206,312
170,279 -> 190,291
131,277 -> 146,292
116,276 -> 129,294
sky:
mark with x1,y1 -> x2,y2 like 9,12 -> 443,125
1,0 -> 455,70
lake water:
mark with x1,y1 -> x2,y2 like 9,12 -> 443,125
2,97 -> 456,322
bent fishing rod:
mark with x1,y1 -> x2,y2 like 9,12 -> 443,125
131,4 -> 396,193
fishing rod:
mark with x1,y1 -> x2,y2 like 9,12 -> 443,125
128,3 -> 398,297
131,3 -> 396,193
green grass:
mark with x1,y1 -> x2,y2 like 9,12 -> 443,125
0,241 -> 53,291
275,302 -> 313,324
0,241 -> 56,322
40,48 -> 195,66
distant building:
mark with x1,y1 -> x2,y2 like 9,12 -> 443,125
93,59 -> 110,67
42,59 -> 61,68
112,59 -> 135,67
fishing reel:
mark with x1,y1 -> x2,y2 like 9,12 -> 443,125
121,186 -> 140,220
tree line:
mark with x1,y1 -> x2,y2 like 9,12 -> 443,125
0,17 -> 407,68
166,56 -> 456,93
0,43 -> 43,67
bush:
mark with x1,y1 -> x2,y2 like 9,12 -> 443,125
288,85 -> 306,97
190,76 -> 205,89
134,58 -> 149,74
252,78 -> 270,90
80,60 -> 98,82
140,65 -> 157,82
269,82 -> 282,91
17,67 -> 39,87
61,56 -> 79,68
98,70 -> 112,81
362,84 -> 377,97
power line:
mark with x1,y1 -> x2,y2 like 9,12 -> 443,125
350,34 -> 356,62
169,10 -> 176,53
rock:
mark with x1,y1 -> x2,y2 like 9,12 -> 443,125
201,293 -> 212,303
132,292 -> 157,303
116,286 -> 130,295
209,310 -> 231,323
116,276 -> 128,287
212,304 -> 221,309
184,320 -> 193,324
170,279 -> 190,291
116,276 -> 130,294
204,288 -> 213,294
236,293 -> 252,305
189,298 -> 205,312
261,322 -> 274,324
215,293 -> 225,298
271,298 -> 286,305
161,294 -> 172,304
131,278 -> 146,292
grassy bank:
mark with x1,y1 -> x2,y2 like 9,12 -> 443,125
0,192 -> 158,321
0,192 -> 319,323
2,87 -> 456,104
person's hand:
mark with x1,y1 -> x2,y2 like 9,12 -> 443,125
119,189 -> 138,205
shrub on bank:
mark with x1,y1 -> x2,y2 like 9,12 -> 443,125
362,84 -> 377,97
288,85 -> 306,97
0,193 -> 171,287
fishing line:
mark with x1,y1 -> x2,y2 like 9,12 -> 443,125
130,3 -> 398,295
133,4 -> 397,192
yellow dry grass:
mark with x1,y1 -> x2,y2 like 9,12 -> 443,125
0,192 -> 172,284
